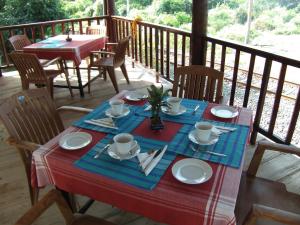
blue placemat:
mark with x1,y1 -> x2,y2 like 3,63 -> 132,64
73,101 -> 144,134
134,99 -> 208,125
168,121 -> 250,168
74,135 -> 176,190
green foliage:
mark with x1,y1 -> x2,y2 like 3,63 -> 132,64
147,85 -> 170,120
158,0 -> 191,14
62,0 -> 103,18
236,7 -> 248,24
0,0 -> 65,25
208,5 -> 235,34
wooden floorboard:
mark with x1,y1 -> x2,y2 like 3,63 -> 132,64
0,60 -> 299,225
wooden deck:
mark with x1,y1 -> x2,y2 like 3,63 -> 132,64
0,60 -> 300,225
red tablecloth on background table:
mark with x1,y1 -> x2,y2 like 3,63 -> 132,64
31,94 -> 252,225
24,35 -> 107,66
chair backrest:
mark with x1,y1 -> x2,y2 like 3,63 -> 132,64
172,65 -> 224,103
0,88 -> 64,146
8,35 -> 31,51
113,36 -> 130,67
9,52 -> 47,85
86,25 -> 106,36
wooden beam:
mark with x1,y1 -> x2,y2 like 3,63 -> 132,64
191,0 -> 208,65
106,0 -> 116,42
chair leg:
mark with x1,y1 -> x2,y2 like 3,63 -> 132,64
101,67 -> 107,81
87,66 -> 91,94
107,67 -> 119,93
47,80 -> 54,99
120,63 -> 130,84
60,60 -> 73,97
29,187 -> 39,205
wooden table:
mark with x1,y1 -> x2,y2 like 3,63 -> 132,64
24,35 -> 107,97
32,92 -> 253,225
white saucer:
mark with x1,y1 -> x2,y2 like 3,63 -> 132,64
188,130 -> 219,145
211,106 -> 239,119
107,141 -> 141,160
162,105 -> 187,116
59,132 -> 92,150
125,91 -> 148,101
172,158 -> 213,184
105,106 -> 130,118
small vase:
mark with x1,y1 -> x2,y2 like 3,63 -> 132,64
66,34 -> 72,42
150,116 -> 164,130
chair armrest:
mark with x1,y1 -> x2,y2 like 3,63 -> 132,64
14,189 -> 74,225
90,50 -> 115,56
6,137 -> 40,152
42,57 -> 62,67
243,204 -> 300,225
247,140 -> 300,176
105,42 -> 118,46
56,106 -> 93,114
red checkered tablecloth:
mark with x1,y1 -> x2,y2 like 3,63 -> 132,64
31,95 -> 252,225
24,35 -> 107,66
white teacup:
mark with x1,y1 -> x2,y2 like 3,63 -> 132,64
195,122 -> 213,142
109,99 -> 124,116
113,133 -> 134,155
167,97 -> 182,113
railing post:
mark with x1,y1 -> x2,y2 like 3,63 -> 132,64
106,0 -> 116,42
191,0 -> 208,65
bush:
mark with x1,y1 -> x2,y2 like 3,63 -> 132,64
236,7 -> 248,24
208,5 -> 235,32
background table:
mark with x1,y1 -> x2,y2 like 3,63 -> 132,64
24,35 -> 107,97
32,93 -> 252,225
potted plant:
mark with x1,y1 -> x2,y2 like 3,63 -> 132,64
147,85 -> 170,130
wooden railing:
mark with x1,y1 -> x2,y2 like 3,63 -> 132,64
111,16 -> 191,82
0,16 -> 108,68
112,16 -> 300,145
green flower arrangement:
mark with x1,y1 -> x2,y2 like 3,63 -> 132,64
147,85 -> 171,129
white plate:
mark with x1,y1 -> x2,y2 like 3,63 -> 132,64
125,91 -> 148,101
105,106 -> 130,118
211,106 -> 239,119
107,141 -> 141,160
59,132 -> 92,150
161,105 -> 187,116
188,129 -> 219,146
172,158 -> 213,184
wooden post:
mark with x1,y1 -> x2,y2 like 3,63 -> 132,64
106,0 -> 116,42
191,0 -> 208,65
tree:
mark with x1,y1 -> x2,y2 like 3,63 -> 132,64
0,0 -> 65,26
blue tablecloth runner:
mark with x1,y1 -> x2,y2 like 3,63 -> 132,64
168,120 -> 250,168
73,101 -> 144,134
134,99 -> 208,125
74,135 -> 177,190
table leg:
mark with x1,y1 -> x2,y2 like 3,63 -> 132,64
57,188 -> 77,213
75,66 -> 84,97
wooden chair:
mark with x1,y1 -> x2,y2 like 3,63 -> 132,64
8,35 -> 50,65
172,65 -> 225,103
8,35 -> 31,51
14,189 -> 115,225
87,36 -> 131,93
0,88 -> 92,205
86,25 -> 106,36
235,140 -> 300,225
9,52 -> 73,98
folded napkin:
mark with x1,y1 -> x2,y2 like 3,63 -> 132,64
84,117 -> 118,129
212,126 -> 236,135
137,145 -> 168,176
